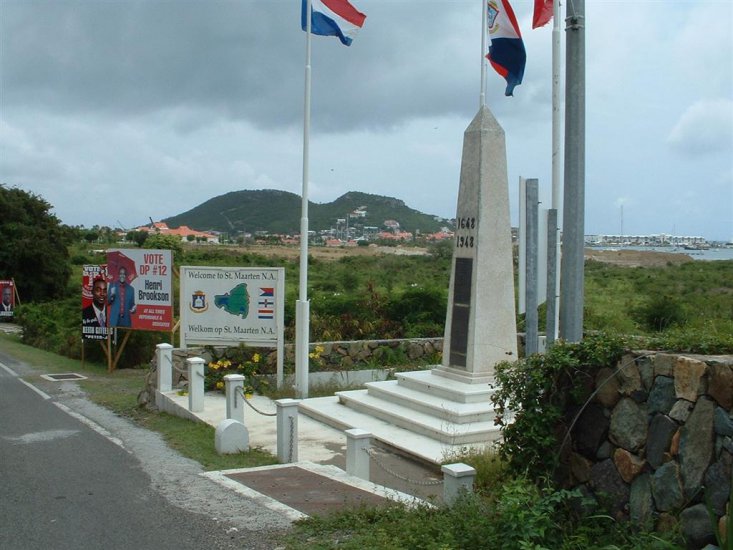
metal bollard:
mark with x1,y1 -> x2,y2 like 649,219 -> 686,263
441,463 -> 476,505
275,399 -> 299,463
187,357 -> 205,413
156,343 -> 174,393
345,429 -> 371,481
224,374 -> 245,425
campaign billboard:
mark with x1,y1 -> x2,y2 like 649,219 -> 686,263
180,266 -> 284,347
0,280 -> 15,318
81,265 -> 109,340
106,249 -> 173,331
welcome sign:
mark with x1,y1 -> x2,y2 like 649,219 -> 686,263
179,266 -> 284,347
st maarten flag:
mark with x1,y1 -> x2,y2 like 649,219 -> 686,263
486,0 -> 527,96
301,0 -> 366,46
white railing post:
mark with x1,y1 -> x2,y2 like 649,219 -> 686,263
345,428 -> 371,481
224,374 -> 245,425
156,343 -> 174,392
275,399 -> 299,463
441,463 -> 476,505
187,357 -> 205,413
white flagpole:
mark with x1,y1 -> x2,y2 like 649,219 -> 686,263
550,0 -> 563,340
480,0 -> 487,107
296,0 -> 313,398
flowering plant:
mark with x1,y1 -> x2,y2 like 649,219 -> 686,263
308,344 -> 327,369
204,347 -> 268,395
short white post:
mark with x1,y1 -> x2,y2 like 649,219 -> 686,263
224,374 -> 245,425
187,357 -> 205,413
345,429 -> 371,481
156,343 -> 174,392
275,399 -> 299,463
441,463 -> 476,505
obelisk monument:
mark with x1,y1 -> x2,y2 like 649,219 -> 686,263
437,105 -> 517,384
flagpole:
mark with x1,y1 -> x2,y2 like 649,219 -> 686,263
480,0 -> 487,107
296,0 -> 313,398
550,0 -> 562,341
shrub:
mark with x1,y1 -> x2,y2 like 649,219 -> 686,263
491,333 -> 626,479
634,294 -> 687,332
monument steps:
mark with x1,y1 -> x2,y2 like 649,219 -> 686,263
336,389 -> 498,445
363,380 -> 496,424
395,370 -> 494,404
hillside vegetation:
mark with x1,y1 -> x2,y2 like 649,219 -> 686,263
163,189 -> 449,234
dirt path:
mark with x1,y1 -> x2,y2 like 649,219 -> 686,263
583,248 -> 693,267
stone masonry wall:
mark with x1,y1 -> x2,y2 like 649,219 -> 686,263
567,352 -> 732,549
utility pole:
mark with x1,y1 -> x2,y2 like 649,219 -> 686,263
559,0 -> 585,342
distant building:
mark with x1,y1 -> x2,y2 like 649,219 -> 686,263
132,222 -> 218,243
585,234 -> 708,247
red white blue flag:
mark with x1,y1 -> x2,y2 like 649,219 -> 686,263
486,0 -> 526,96
301,0 -> 366,46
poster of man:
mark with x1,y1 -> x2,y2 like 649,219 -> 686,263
81,265 -> 109,340
0,280 -> 15,319
106,249 -> 173,331
108,266 -> 136,328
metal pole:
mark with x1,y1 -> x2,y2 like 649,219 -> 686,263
518,177 -> 526,314
559,0 -> 585,342
525,179 -> 539,356
545,209 -> 558,346
551,0 -> 563,339
296,0 -> 313,398
480,0 -> 488,107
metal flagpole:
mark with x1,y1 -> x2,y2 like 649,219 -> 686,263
296,0 -> 313,398
550,0 -> 563,341
480,0 -> 488,107
559,0 -> 585,342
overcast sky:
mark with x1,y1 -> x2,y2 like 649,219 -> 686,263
2,0 -> 732,240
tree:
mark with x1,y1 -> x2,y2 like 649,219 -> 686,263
143,233 -> 183,261
0,185 -> 73,302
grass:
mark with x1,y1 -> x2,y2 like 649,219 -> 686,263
0,332 -> 278,471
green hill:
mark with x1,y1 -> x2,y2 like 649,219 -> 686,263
163,189 -> 450,234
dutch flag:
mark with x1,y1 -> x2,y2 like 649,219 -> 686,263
302,0 -> 366,46
486,0 -> 527,96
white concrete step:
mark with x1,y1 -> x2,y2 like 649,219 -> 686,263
364,380 -> 496,424
396,370 -> 495,404
336,389 -> 501,445
297,396 -> 500,464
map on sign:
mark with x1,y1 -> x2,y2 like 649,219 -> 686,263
214,283 -> 250,319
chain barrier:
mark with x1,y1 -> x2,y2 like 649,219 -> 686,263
288,416 -> 295,463
171,364 -> 188,375
236,387 -> 277,417
363,448 -> 442,487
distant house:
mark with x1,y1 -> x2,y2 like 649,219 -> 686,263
377,230 -> 413,241
133,222 -> 218,244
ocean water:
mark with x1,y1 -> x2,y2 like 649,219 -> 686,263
591,246 -> 733,261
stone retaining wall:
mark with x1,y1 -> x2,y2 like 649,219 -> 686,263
566,352 -> 732,549
172,337 -> 444,374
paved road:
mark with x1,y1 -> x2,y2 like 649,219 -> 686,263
0,350 -> 292,550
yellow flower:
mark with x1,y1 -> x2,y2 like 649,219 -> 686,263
244,393 -> 253,400
252,353 -> 261,363
215,381 -> 224,390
